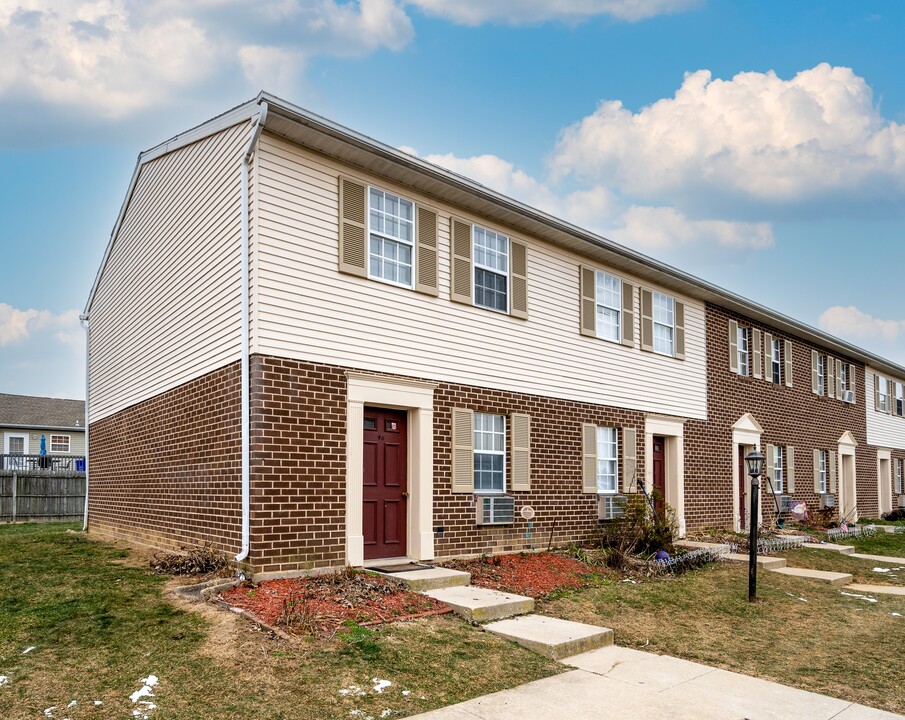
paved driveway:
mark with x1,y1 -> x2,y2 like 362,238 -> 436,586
409,645 -> 903,720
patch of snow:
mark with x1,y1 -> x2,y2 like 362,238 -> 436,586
140,675 -> 159,688
621,579 -> 637,584
401,690 -> 411,696
349,711 -> 374,720
891,612 -> 902,617
872,567 -> 891,573
380,710 -> 393,718
93,700 -> 103,706
371,678 -> 392,694
130,686 -> 155,703
43,707 -> 56,718
23,646 -> 36,654
0,676 -> 8,687
339,685 -> 366,697
798,598 -> 807,602
67,700 -> 77,708
839,591 -> 878,603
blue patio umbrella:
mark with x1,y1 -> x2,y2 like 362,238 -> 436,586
40,435 -> 46,456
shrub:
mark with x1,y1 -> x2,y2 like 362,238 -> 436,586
597,492 -> 677,570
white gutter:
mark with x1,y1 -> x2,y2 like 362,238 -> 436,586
79,313 -> 90,531
235,101 -> 269,563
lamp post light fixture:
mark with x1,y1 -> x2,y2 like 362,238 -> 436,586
745,450 -> 766,602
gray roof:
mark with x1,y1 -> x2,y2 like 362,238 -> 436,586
0,394 -> 85,430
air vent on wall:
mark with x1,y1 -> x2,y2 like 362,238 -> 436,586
842,390 -> 856,404
820,494 -> 836,510
598,494 -> 627,520
476,495 -> 515,525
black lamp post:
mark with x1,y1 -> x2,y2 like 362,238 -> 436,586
745,450 -> 766,602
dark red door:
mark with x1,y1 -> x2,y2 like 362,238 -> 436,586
738,446 -> 747,528
363,408 -> 407,560
653,436 -> 666,518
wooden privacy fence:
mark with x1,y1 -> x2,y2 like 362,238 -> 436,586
0,472 -> 86,523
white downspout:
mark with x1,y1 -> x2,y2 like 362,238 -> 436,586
235,101 -> 268,563
79,313 -> 90,531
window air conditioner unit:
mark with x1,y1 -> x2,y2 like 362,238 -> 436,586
820,494 -> 836,510
598,494 -> 627,521
779,495 -> 794,512
898,495 -> 905,509
476,496 -> 515,526
841,390 -> 856,404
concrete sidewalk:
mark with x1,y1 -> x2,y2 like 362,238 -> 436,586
408,645 -> 902,719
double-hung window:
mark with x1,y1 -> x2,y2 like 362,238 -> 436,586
771,339 -> 782,384
896,382 -> 904,416
773,445 -> 784,494
840,363 -> 849,393
595,272 -> 621,342
737,326 -> 749,376
596,427 -> 619,493
473,226 -> 509,313
368,188 -> 414,287
896,459 -> 903,495
879,376 -> 889,412
817,355 -> 825,396
652,292 -> 675,356
474,413 -> 505,493
50,435 -> 70,453
818,450 -> 828,494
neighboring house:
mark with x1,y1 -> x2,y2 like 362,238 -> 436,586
83,93 -> 905,577
864,368 -> 905,517
0,393 -> 86,471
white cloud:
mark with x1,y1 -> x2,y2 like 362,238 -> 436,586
0,304 -> 81,347
407,0 -> 700,25
614,205 -> 773,250
819,306 -> 905,344
551,64 -> 905,206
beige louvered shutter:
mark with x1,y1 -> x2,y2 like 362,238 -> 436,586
338,176 -> 367,277
874,373 -> 881,411
811,351 -> 819,394
510,239 -> 529,319
827,356 -> 836,399
786,446 -> 795,493
674,301 -> 686,360
415,204 -> 439,296
752,329 -> 762,379
579,266 -> 596,338
764,333 -> 774,382
835,359 -> 843,397
582,424 -> 598,494
510,413 -> 531,491
888,377 -> 895,415
640,288 -> 654,352
621,281 -> 635,347
766,444 -> 775,481
829,451 -> 837,494
622,427 -> 637,493
813,449 -> 821,493
451,408 -> 474,493
784,340 -> 793,388
450,218 -> 473,305
728,320 -> 739,373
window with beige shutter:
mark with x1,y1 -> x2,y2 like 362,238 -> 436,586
451,408 -> 474,493
641,289 -> 684,359
827,355 -> 836,399
415,204 -> 439,296
510,413 -> 531,491
338,176 -> 367,277
580,267 -> 635,347
728,319 -> 739,373
784,340 -> 793,388
752,329 -> 762,379
581,424 -> 635,494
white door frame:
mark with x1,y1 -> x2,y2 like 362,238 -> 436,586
3,432 -> 29,471
838,431 -> 858,522
644,415 -> 686,537
731,413 -> 763,532
877,448 -> 893,516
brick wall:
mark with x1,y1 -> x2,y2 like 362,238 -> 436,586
688,304 -> 875,530
88,362 -> 242,553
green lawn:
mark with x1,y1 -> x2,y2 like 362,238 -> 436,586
0,524 -> 561,720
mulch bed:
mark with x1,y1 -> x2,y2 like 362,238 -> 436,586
219,571 -> 450,637
441,552 -> 607,599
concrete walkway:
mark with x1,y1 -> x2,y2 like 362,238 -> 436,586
407,645 -> 903,720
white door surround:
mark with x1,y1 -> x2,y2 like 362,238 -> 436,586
644,415 -> 686,537
877,448 -> 893,516
838,431 -> 858,522
3,432 -> 29,455
731,413 -> 763,532
345,372 -> 437,567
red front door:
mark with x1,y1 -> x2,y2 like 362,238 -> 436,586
653,436 -> 666,518
363,408 -> 407,560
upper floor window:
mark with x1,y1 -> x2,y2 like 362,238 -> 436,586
652,292 -> 675,356
368,187 -> 414,288
896,382 -> 904,417
840,363 -> 850,392
737,326 -> 749,377
473,226 -> 509,313
596,427 -> 619,493
50,435 -> 70,453
772,445 -> 784,494
771,338 -> 782,384
878,376 -> 890,413
473,413 -> 506,493
817,354 -> 825,396
596,272 -> 622,343
818,450 -> 828,494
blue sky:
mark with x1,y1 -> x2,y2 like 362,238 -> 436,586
1,0 -> 904,399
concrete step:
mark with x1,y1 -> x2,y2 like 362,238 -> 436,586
846,583 -> 905,596
422,585 -> 534,622
802,542 -> 855,555
724,553 -> 787,569
372,567 -> 471,591
483,614 -> 614,660
849,553 -> 905,565
768,566 -> 853,586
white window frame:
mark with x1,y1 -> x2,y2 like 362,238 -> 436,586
879,376 -> 889,413
773,445 -> 784,494
50,434 -> 71,453
652,291 -> 675,357
472,225 -> 510,314
473,413 -> 506,494
596,426 -> 619,494
366,185 -> 416,290
737,326 -> 749,377
595,271 -> 622,343
818,450 -> 828,494
896,381 -> 904,417
817,354 -> 825,396
896,459 -> 903,495
840,363 -> 849,392
771,339 -> 782,384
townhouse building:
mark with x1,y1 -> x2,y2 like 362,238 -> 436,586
83,93 -> 905,576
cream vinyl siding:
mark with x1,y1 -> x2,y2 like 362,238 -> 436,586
0,429 -> 85,456
252,134 -> 707,419
88,122 -> 251,422
866,367 -> 905,450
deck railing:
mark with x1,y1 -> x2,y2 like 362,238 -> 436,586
0,454 -> 86,473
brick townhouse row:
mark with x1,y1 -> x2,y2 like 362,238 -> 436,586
82,93 -> 905,577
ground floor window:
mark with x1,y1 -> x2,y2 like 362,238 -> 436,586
474,413 -> 505,492
818,450 -> 828,494
50,435 -> 71,453
596,427 -> 618,493
773,445 -> 784,493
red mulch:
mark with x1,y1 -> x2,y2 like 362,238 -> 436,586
219,572 -> 449,637
441,553 -> 606,599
